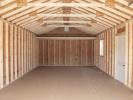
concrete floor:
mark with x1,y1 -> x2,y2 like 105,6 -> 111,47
0,66 -> 133,100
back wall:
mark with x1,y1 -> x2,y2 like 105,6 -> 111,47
39,39 -> 94,66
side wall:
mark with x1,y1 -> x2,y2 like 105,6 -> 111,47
94,27 -> 116,77
39,39 -> 94,66
94,20 -> 133,89
0,20 -> 39,89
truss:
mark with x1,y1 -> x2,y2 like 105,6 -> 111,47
0,0 -> 133,34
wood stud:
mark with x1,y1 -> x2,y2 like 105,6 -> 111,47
95,20 -> 133,89
39,39 -> 94,66
0,19 -> 39,90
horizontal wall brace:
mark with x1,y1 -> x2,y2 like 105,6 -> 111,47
41,25 -> 90,27
38,14 -> 96,18
28,2 -> 105,7
37,37 -> 96,40
42,21 -> 91,24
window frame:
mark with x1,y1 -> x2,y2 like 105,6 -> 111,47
99,39 -> 104,57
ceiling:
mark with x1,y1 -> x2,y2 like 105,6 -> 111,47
0,0 -> 133,35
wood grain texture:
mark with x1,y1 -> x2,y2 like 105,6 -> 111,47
39,39 -> 94,66
125,20 -> 133,88
54,40 -> 60,65
0,20 -> 4,88
0,19 -> 39,89
94,21 -> 133,89
37,28 -> 95,37
94,28 -> 116,78
48,40 -> 54,65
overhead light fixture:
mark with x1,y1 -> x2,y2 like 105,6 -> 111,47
105,0 -> 116,7
16,0 -> 27,7
64,26 -> 70,32
96,11 -> 104,17
29,11 -> 37,16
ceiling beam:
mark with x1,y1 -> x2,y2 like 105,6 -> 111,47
37,37 -> 96,40
38,14 -> 96,17
27,2 -> 105,7
42,20 -> 92,24
6,0 -> 60,21
13,7 -> 60,23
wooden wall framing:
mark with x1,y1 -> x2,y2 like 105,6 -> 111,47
125,20 -> 133,88
94,27 -> 117,78
0,19 -> 39,89
95,20 -> 133,89
0,20 -> 4,88
39,39 -> 94,66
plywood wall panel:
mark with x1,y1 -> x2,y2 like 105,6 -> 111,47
125,21 -> 133,88
94,38 -> 99,67
39,39 -> 94,66
14,26 -> 18,80
26,31 -> 28,72
48,40 -> 54,65
59,40 -> 65,65
65,40 -> 71,65
0,20 -> 4,88
81,40 -> 87,65
54,40 -> 60,65
70,40 -> 77,65
17,27 -> 20,77
87,40 -> 94,65
43,40 -> 48,65
23,29 -> 26,74
94,21 -> 133,89
3,24 -> 5,85
29,32 -> 31,70
4,23 -> 9,85
76,40 -> 81,65
21,29 -> 24,75
39,40 -> 43,65
94,28 -> 116,77
9,24 -> 14,82
0,19 -> 39,89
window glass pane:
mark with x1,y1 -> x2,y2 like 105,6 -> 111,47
100,40 -> 104,56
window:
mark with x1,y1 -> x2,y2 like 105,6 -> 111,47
100,40 -> 104,56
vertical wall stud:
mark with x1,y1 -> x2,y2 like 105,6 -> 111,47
0,20 -> 4,88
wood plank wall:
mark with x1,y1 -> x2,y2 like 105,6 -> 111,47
0,20 -> 4,88
39,39 -> 94,66
95,20 -> 133,89
125,20 -> 133,88
94,27 -> 117,77
0,20 -> 39,89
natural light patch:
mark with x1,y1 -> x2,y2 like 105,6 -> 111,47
100,40 -> 104,56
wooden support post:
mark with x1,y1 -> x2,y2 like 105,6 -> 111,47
111,28 -> 116,77
10,24 -> 14,82
0,20 -> 4,89
21,28 -> 24,75
127,21 -> 133,88
4,23 -> 9,85
17,27 -> 21,77
125,22 -> 129,86
14,26 -> 18,80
